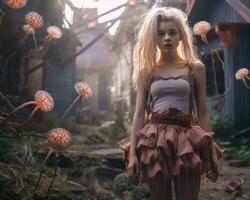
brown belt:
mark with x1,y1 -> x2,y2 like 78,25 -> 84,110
150,117 -> 191,128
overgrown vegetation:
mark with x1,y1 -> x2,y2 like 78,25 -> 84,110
211,114 -> 250,164
220,137 -> 250,164
211,114 -> 235,138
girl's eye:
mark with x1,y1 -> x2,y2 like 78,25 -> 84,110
157,32 -> 165,36
169,31 -> 176,35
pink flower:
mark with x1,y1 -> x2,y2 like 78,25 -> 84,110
4,0 -> 27,9
128,0 -> 136,6
34,91 -> 54,112
47,26 -> 62,39
25,12 -> 43,29
74,82 -> 93,98
48,128 -> 71,151
23,24 -> 35,35
193,21 -> 211,35
87,22 -> 97,30
235,68 -> 250,89
235,68 -> 249,80
11,90 -> 54,124
62,82 -> 93,119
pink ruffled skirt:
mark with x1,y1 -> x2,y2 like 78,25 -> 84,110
121,108 -> 223,182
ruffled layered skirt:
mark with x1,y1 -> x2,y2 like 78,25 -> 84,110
121,108 -> 223,182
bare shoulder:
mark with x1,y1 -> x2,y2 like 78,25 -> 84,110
191,61 -> 205,79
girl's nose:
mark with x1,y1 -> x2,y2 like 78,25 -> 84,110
164,37 -> 171,42
164,34 -> 171,41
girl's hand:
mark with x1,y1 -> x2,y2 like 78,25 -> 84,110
127,154 -> 140,178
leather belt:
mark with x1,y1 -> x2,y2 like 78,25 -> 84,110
150,116 -> 191,128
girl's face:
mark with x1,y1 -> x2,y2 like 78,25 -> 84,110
156,20 -> 181,53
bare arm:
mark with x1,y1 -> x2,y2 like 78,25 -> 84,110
129,82 -> 147,156
193,61 -> 212,131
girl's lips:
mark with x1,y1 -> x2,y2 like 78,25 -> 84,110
163,44 -> 173,49
164,44 -> 172,47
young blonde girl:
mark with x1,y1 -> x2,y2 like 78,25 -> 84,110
122,7 -> 223,200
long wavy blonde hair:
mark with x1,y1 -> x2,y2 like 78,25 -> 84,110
132,7 -> 199,90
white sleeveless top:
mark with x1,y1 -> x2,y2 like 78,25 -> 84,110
150,75 -> 191,114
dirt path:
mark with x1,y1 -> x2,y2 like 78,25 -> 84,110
200,161 -> 250,200
85,146 -> 250,199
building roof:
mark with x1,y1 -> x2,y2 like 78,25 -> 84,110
225,0 -> 250,23
76,30 -> 114,70
74,8 -> 114,70
186,0 -> 250,23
